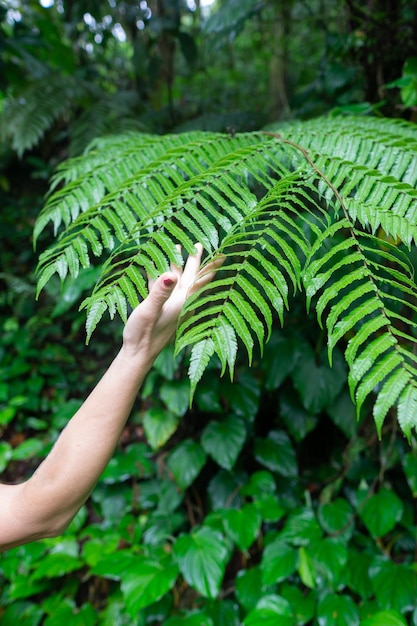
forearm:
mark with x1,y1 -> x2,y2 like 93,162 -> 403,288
17,348 -> 152,535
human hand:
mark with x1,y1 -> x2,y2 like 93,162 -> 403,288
121,244 -> 221,365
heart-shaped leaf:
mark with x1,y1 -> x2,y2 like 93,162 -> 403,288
174,527 -> 229,598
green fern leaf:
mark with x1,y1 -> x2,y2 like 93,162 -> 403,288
84,299 -> 109,343
355,352 -> 404,419
235,274 -> 273,336
188,338 -> 216,397
347,333 -> 398,399
397,385 -> 417,440
373,368 -> 411,436
221,301 -> 255,363
213,320 -> 238,378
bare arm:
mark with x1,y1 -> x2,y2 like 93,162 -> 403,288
0,244 -> 215,551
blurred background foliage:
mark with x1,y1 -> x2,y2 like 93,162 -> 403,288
1,0 -> 417,624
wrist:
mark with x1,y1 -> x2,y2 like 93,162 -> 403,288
118,343 -> 155,375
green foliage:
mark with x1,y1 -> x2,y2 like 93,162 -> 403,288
34,114 -> 417,438
3,2 -> 417,624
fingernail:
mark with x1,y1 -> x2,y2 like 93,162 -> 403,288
164,278 -> 175,287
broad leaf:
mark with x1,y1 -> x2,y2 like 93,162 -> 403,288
143,407 -> 180,450
223,503 -> 262,551
254,430 -> 298,477
207,469 -> 245,510
121,554 -> 179,615
318,498 -> 354,541
279,507 -> 322,546
280,585 -> 316,624
291,347 -> 346,414
360,611 -> 408,626
201,415 -> 246,469
205,600 -> 240,626
235,566 -> 265,612
370,558 -> 417,613
316,593 -> 360,626
261,538 -> 298,585
345,549 -> 374,600
243,595 -> 293,626
307,537 -> 348,586
174,526 -> 229,598
167,439 -> 207,489
159,379 -> 191,417
358,488 -> 404,537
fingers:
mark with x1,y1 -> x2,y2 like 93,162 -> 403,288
145,272 -> 178,310
181,242 -> 203,287
189,252 -> 225,294
146,242 -> 222,301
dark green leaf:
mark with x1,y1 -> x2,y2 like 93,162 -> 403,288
30,553 -> 83,580
174,527 -> 229,598
121,554 -> 179,615
201,415 -> 246,470
160,379 -> 191,417
205,600 -> 240,626
243,595 -> 293,626
370,558 -> 417,613
254,430 -> 298,477
222,372 -> 261,421
43,602 -> 97,626
360,611 -> 408,626
279,390 -> 318,442
101,443 -> 154,483
318,498 -> 354,541
402,453 -> 417,496
280,585 -> 316,624
292,347 -> 346,414
317,593 -> 360,626
90,551 -> 136,580
279,507 -> 322,545
326,390 -> 358,438
235,566 -> 265,612
143,407 -> 180,450
359,489 -> 404,537
261,539 -> 298,585
11,438 -> 45,461
0,441 -> 12,472
0,602 -> 44,626
263,332 -> 305,390
223,503 -> 261,551
254,494 -> 286,523
167,439 -> 207,489
345,549 -> 374,600
241,470 -> 276,497
207,470 -> 245,510
308,537 -> 348,586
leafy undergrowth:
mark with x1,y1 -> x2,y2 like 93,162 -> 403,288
1,271 -> 417,625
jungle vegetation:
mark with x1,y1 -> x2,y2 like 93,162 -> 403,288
1,1 -> 417,624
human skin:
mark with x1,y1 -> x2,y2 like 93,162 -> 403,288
0,244 -> 217,551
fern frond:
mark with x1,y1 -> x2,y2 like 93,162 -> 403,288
0,74 -> 87,157
35,114 -> 417,436
304,216 -> 417,436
